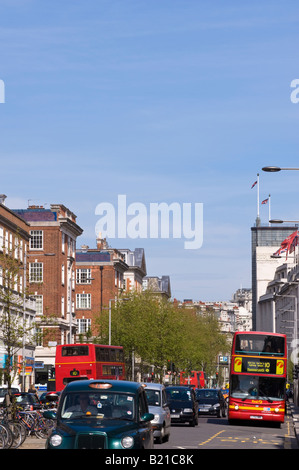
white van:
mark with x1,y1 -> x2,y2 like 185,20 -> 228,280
0,386 -> 20,404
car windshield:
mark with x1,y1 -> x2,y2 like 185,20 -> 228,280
231,375 -> 285,401
196,390 -> 219,404
166,389 -> 192,401
15,394 -> 39,404
60,391 -> 135,420
145,389 -> 161,406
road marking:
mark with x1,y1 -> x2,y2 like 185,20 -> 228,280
198,430 -> 225,446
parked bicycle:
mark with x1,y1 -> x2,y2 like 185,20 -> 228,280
0,408 -> 26,449
15,409 -> 55,439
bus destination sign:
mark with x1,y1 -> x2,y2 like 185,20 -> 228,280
234,357 -> 284,375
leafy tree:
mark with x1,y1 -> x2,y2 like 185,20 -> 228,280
95,290 -> 230,383
0,243 -> 38,396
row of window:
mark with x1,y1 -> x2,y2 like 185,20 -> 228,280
0,229 -> 75,256
0,227 -> 25,261
32,293 -> 91,315
30,230 -> 75,257
29,265 -> 96,286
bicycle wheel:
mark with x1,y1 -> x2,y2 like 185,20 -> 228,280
0,433 -> 5,449
9,422 -> 26,448
0,424 -> 13,449
35,416 -> 53,439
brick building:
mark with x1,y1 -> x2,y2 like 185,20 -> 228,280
75,235 -> 130,338
0,195 -> 36,390
75,236 -> 147,339
13,204 -> 83,386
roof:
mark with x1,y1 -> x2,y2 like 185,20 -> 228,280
62,379 -> 143,394
141,382 -> 165,391
165,385 -> 193,390
76,251 -> 111,263
13,208 -> 57,222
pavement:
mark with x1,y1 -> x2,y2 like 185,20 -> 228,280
18,435 -> 46,449
287,399 -> 299,446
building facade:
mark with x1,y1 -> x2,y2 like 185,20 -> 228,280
251,221 -> 297,330
75,236 -> 129,339
142,275 -> 171,299
13,204 -> 83,387
0,195 -> 36,390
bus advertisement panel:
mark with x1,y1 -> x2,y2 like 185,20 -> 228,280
55,344 -> 125,391
228,331 -> 287,425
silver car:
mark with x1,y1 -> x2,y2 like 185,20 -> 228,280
142,382 -> 171,444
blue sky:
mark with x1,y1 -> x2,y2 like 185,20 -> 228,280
1,0 -> 299,301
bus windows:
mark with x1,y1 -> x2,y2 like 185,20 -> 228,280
235,334 -> 285,356
62,346 -> 89,356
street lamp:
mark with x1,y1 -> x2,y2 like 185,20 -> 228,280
269,219 -> 299,224
262,166 -> 299,172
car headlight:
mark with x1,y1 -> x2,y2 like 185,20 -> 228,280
213,404 -> 220,409
50,434 -> 62,447
183,408 -> 193,413
151,414 -> 160,423
121,436 -> 134,449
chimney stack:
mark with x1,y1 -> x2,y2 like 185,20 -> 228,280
0,194 -> 7,205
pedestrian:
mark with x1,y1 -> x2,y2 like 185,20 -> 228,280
28,384 -> 39,401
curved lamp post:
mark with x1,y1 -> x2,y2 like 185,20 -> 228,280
262,166 -> 299,172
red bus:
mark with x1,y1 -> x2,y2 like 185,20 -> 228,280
228,331 -> 287,425
55,344 -> 126,391
179,371 -> 206,388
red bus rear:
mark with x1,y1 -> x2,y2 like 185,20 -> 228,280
55,344 -> 126,391
228,331 -> 287,425
179,371 -> 206,388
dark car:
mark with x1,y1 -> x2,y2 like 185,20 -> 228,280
39,391 -> 61,408
44,379 -> 154,449
13,392 -> 42,411
195,388 -> 227,417
165,386 -> 198,426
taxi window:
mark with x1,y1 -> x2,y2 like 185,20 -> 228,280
60,391 -> 135,420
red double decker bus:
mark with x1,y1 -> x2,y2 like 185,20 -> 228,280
179,371 -> 206,388
228,331 -> 287,425
55,344 -> 126,391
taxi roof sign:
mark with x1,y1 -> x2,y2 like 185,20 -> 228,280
88,382 -> 112,390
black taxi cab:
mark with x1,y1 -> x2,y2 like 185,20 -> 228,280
44,379 -> 154,449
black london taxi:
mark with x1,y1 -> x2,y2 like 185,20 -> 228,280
44,379 -> 154,449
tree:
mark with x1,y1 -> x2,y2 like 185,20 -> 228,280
95,291 -> 230,383
0,242 -> 38,395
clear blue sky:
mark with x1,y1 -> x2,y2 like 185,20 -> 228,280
1,0 -> 299,301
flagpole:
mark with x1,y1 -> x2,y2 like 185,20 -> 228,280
257,173 -> 260,219
268,193 -> 271,226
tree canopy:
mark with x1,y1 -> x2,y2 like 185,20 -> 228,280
95,291 -> 229,381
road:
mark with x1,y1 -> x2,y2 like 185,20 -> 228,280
158,412 -> 298,450
18,408 -> 298,450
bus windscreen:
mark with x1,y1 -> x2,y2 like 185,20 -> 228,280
235,334 -> 285,356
